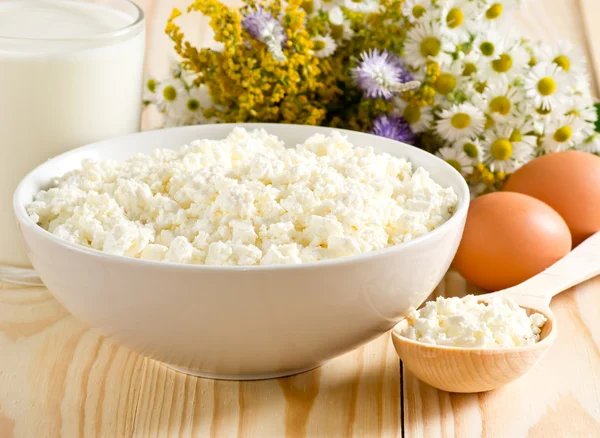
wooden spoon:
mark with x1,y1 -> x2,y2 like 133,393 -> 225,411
391,231 -> 600,393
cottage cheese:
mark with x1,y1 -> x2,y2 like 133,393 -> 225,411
401,295 -> 547,348
27,128 -> 458,266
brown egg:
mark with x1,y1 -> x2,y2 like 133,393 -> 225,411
453,192 -> 571,291
504,151 -> 600,247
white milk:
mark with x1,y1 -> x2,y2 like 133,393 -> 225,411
0,0 -> 145,269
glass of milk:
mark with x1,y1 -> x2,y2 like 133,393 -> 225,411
0,0 -> 145,284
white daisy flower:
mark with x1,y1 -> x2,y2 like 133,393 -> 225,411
538,40 -> 586,75
312,35 -> 337,58
393,99 -> 434,133
507,117 -> 539,150
328,6 -> 354,40
482,83 -> 525,123
403,21 -> 454,68
436,103 -> 486,142
541,115 -> 589,153
524,62 -> 570,112
577,133 -> 600,153
401,0 -> 433,23
316,0 -> 343,12
155,78 -> 186,114
437,145 -> 474,176
143,75 -> 158,104
177,86 -> 213,126
440,0 -> 482,44
564,93 -> 597,123
343,0 -> 380,14
454,137 -> 484,163
472,29 -> 511,59
483,125 -> 534,173
479,43 -> 529,86
480,0 -> 522,24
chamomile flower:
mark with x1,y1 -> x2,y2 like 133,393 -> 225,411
540,115 -> 588,153
564,93 -> 598,123
539,40 -> 585,75
479,44 -> 529,86
483,125 -> 534,173
507,118 -> 539,150
480,0 -> 522,24
155,78 -> 186,114
318,0 -> 343,12
343,0 -> 380,13
436,103 -> 486,142
328,6 -> 354,40
403,21 -> 454,68
577,133 -> 600,153
482,84 -> 525,122
393,99 -> 434,133
440,0 -> 482,44
312,35 -> 337,58
437,145 -> 474,176
351,49 -> 419,99
401,0 -> 432,23
454,137 -> 483,162
524,62 -> 570,112
472,29 -> 510,59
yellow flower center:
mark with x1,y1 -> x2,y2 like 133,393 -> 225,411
492,54 -> 512,73
412,5 -> 426,18
187,98 -> 200,111
301,0 -> 314,14
463,142 -> 479,158
313,40 -> 326,51
528,56 -> 537,68
510,129 -> 522,142
537,77 -> 556,96
451,113 -> 471,129
485,114 -> 494,129
491,139 -> 513,160
146,79 -> 157,93
486,3 -> 503,19
163,85 -> 177,102
446,159 -> 462,172
489,96 -> 511,115
553,55 -> 570,72
330,24 -> 344,39
536,106 -> 553,115
480,42 -> 495,56
420,37 -> 442,58
554,126 -> 573,142
463,62 -> 477,76
434,73 -> 457,95
475,81 -> 487,93
403,104 -> 421,124
446,8 -> 464,28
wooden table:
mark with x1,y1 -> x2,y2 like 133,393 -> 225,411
1,1 -> 600,437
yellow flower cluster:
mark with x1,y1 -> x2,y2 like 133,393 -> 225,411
167,0 -> 340,124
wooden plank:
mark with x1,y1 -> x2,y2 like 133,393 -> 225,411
579,0 -> 600,94
0,282 -> 145,438
132,332 -> 401,437
402,271 -> 600,438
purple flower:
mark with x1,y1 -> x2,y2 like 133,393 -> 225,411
351,49 -> 419,100
371,115 -> 417,144
242,8 -> 287,62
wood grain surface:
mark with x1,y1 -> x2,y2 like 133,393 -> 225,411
0,1 -> 599,437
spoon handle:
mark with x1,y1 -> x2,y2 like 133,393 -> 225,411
497,231 -> 600,304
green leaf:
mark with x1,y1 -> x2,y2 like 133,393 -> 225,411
595,103 -> 600,132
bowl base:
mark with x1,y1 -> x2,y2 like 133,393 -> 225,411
163,362 -> 324,381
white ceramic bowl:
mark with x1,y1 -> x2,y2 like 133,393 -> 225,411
14,124 -> 469,379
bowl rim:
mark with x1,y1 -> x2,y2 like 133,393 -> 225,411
14,123 -> 470,272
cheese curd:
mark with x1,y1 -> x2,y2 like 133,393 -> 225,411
27,128 -> 458,266
401,295 -> 547,348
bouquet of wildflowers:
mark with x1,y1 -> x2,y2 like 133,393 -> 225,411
145,0 -> 599,195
